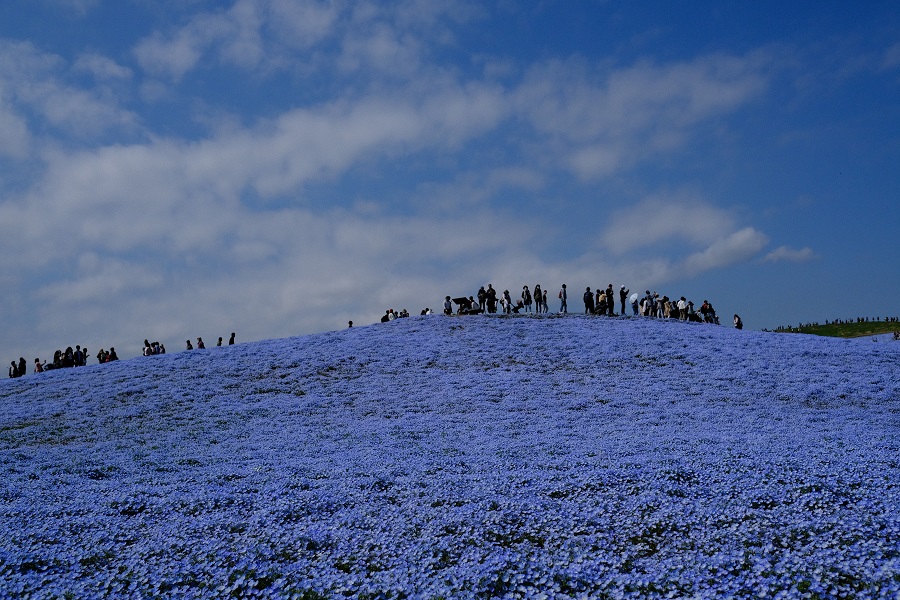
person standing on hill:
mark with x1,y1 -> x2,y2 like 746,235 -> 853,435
229,332 -> 235,345
9,361 -> 18,378
734,314 -> 743,329
620,285 -> 629,315
522,286 -> 532,313
559,284 -> 567,313
584,287 -> 594,314
534,284 -> 543,313
486,284 -> 498,314
677,297 -> 688,321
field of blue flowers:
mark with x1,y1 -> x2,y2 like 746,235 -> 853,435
1,314 -> 899,598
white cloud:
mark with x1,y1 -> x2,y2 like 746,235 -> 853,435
601,193 -> 737,254
512,52 -> 771,179
73,53 -> 133,80
133,29 -> 207,79
763,245 -> 818,263
0,103 -> 31,159
132,0 -> 480,81
680,227 -> 769,275
0,40 -> 136,139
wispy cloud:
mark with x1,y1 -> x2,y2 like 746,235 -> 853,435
763,246 -> 818,263
601,193 -> 738,254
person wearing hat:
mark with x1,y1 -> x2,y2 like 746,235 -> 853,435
619,285 -> 630,315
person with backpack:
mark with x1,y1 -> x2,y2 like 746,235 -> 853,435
521,286 -> 532,313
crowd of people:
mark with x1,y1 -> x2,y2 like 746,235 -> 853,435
7,345 -> 120,378
376,282 -> 739,329
7,332 -> 237,378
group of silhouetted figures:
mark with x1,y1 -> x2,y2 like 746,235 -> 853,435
427,283 -> 737,329
182,333 -> 235,351
8,332 -> 239,378
8,345 -> 119,378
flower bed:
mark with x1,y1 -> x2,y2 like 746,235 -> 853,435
1,316 -> 899,598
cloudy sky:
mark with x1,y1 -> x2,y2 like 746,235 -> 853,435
1,0 -> 898,361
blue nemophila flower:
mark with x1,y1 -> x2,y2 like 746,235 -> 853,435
1,316 -> 899,597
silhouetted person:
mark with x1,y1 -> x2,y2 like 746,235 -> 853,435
229,332 -> 235,345
186,340 -> 193,350
217,337 -> 223,346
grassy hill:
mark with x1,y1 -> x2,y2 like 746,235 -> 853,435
784,320 -> 900,338
1,315 -> 899,598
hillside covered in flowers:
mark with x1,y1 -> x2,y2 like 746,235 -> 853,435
1,315 -> 899,598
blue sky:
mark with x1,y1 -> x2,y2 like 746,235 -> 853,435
1,0 -> 898,360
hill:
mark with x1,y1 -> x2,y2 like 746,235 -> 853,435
1,315 -> 899,598
782,320 -> 900,338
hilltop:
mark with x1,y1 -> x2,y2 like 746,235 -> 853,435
1,315 -> 899,598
